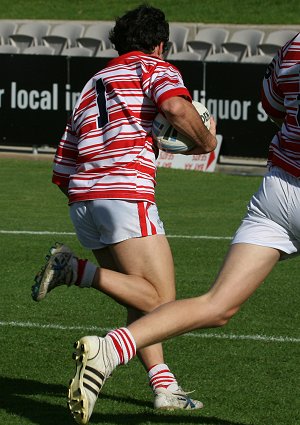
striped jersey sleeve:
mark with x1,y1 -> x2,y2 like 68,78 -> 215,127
52,51 -> 191,203
261,33 -> 300,176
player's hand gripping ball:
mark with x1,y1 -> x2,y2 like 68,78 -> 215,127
152,101 -> 210,154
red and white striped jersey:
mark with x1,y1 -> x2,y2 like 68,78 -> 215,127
261,32 -> 300,177
52,51 -> 191,203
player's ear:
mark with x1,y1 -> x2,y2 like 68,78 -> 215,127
155,42 -> 164,58
160,42 -> 165,54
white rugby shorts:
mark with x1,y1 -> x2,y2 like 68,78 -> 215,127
232,166 -> 300,259
69,199 -> 165,249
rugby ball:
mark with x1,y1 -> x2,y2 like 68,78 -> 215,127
152,101 -> 210,154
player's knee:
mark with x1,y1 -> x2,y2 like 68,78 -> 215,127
145,289 -> 175,312
142,297 -> 167,313
213,306 -> 240,327
154,294 -> 175,310
159,291 -> 176,304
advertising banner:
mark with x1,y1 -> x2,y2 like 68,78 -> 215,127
0,54 -> 275,159
203,62 -> 275,158
157,135 -> 223,172
0,55 -> 68,146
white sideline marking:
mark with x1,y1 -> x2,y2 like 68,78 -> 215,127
0,229 -> 231,240
0,320 -> 299,343
169,235 -> 232,240
0,230 -> 76,236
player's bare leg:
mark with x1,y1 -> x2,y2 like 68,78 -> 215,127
92,234 -> 176,312
92,237 -> 203,409
126,307 -> 164,367
126,243 -> 281,349
33,235 -> 174,313
68,243 -> 279,421
124,307 -> 203,410
67,235 -> 204,415
92,244 -> 168,370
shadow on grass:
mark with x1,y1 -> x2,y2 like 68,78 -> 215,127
0,376 -> 73,424
0,376 -> 249,425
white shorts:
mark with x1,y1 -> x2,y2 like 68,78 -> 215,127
232,166 -> 300,259
69,199 -> 165,250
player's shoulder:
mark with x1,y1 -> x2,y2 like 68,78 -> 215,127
142,54 -> 182,76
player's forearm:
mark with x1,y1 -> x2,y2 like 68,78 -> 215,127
160,97 -> 217,153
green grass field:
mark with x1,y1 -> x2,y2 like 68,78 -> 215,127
0,158 -> 299,425
1,0 -> 300,24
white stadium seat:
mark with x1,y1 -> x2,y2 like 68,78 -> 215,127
0,21 -> 17,44
9,22 -> 50,52
77,22 -> 113,55
61,46 -> 93,57
168,24 -> 189,53
221,29 -> 265,60
95,47 -> 118,57
22,45 -> 55,55
187,27 -> 229,59
257,29 -> 298,56
42,23 -> 84,54
0,44 -> 20,54
205,52 -> 238,62
167,51 -> 202,61
242,54 -> 273,64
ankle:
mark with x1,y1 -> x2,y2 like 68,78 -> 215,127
148,363 -> 179,392
75,259 -> 98,288
106,328 -> 136,366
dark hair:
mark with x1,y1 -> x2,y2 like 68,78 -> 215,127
109,4 -> 169,55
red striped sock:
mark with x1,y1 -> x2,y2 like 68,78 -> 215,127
75,259 -> 86,286
74,259 -> 97,288
148,364 -> 179,391
106,327 -> 136,365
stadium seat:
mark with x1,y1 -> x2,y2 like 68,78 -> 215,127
0,44 -> 20,54
95,47 -> 118,57
0,21 -> 17,44
76,22 -> 113,55
42,23 -> 85,54
221,29 -> 265,60
168,24 -> 189,53
9,22 -> 50,52
242,54 -> 273,64
167,51 -> 202,61
22,45 -> 55,55
187,27 -> 229,59
61,46 -> 93,57
204,52 -> 238,62
257,29 -> 298,56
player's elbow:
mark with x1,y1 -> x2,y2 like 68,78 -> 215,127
207,138 -> 217,153
143,292 -> 176,313
198,135 -> 217,154
160,96 -> 188,119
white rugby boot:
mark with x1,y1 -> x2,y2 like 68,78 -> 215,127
32,242 -> 77,301
68,336 -> 117,424
153,386 -> 204,410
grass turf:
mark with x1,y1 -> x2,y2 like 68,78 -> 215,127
0,158 -> 299,425
1,0 -> 300,24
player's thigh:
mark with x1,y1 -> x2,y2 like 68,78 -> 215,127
109,234 -> 176,300
207,243 -> 280,312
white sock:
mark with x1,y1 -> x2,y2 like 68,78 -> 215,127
74,258 -> 98,288
106,327 -> 137,365
148,363 -> 179,392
